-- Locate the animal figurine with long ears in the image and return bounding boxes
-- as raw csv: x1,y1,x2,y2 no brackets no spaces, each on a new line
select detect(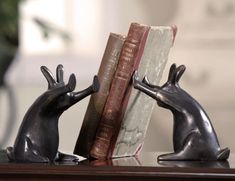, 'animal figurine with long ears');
7,64,99,163
133,63,230,161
